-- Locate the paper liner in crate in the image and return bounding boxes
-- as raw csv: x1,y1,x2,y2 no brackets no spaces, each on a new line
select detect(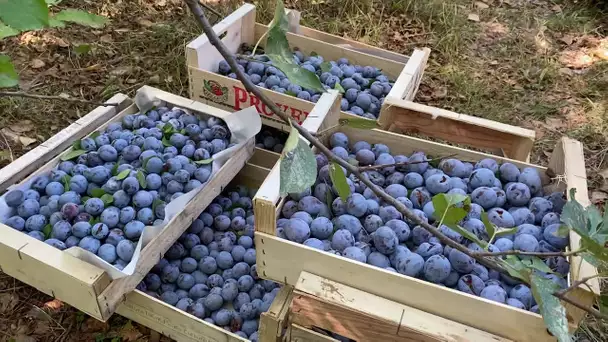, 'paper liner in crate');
0,86,261,280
